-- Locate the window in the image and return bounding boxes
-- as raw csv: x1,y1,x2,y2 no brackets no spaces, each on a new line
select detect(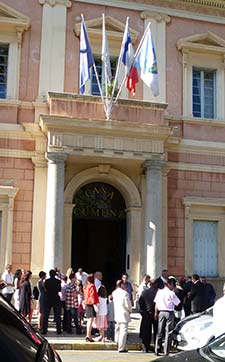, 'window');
177,32,225,121
183,196,225,278
192,68,216,119
193,220,218,276
91,57,118,96
0,44,9,99
0,3,29,101
0,187,18,273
